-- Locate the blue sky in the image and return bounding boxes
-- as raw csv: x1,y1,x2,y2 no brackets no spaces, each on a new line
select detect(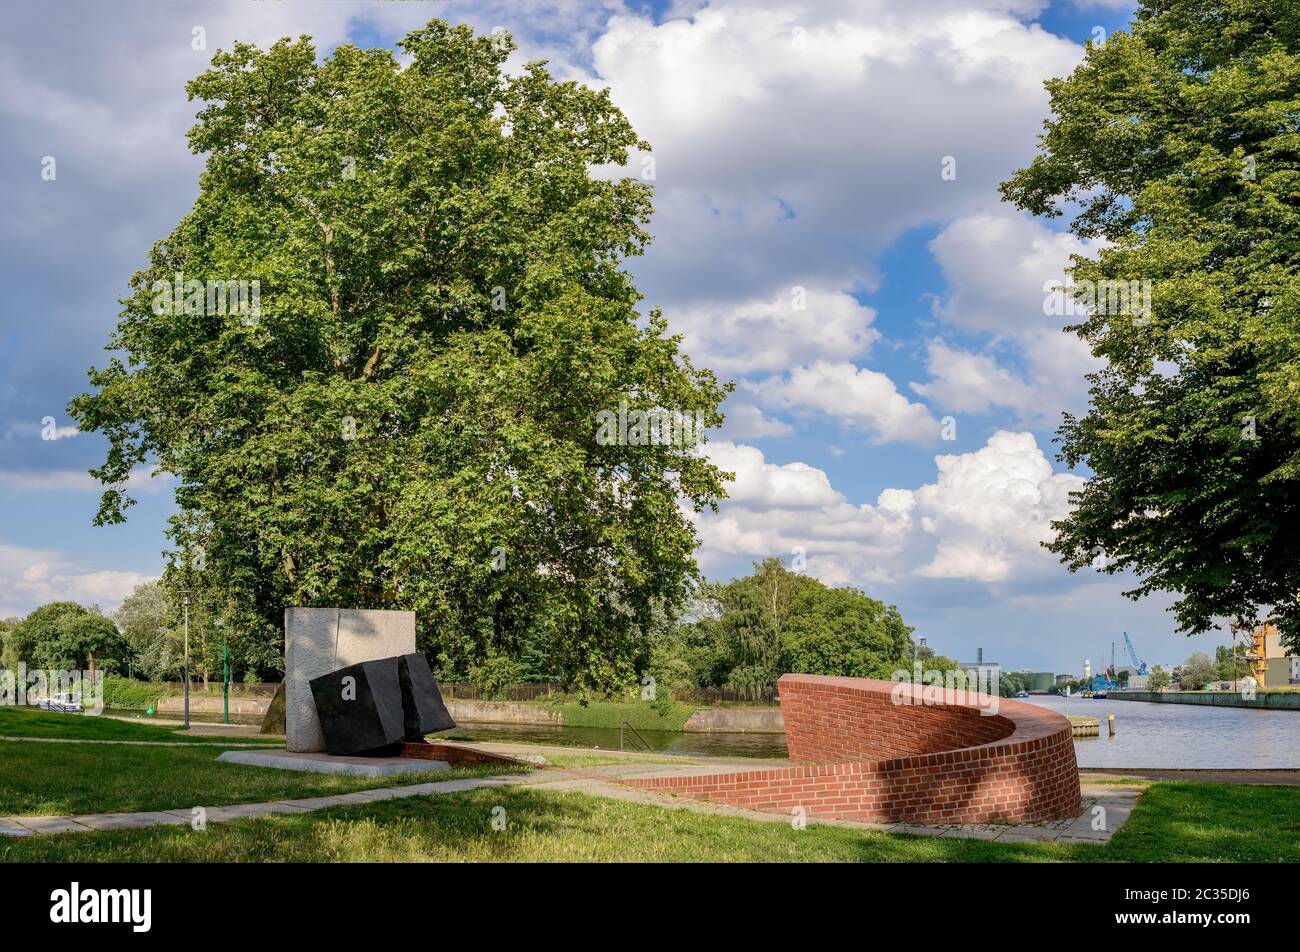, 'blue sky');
0,0,1218,675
